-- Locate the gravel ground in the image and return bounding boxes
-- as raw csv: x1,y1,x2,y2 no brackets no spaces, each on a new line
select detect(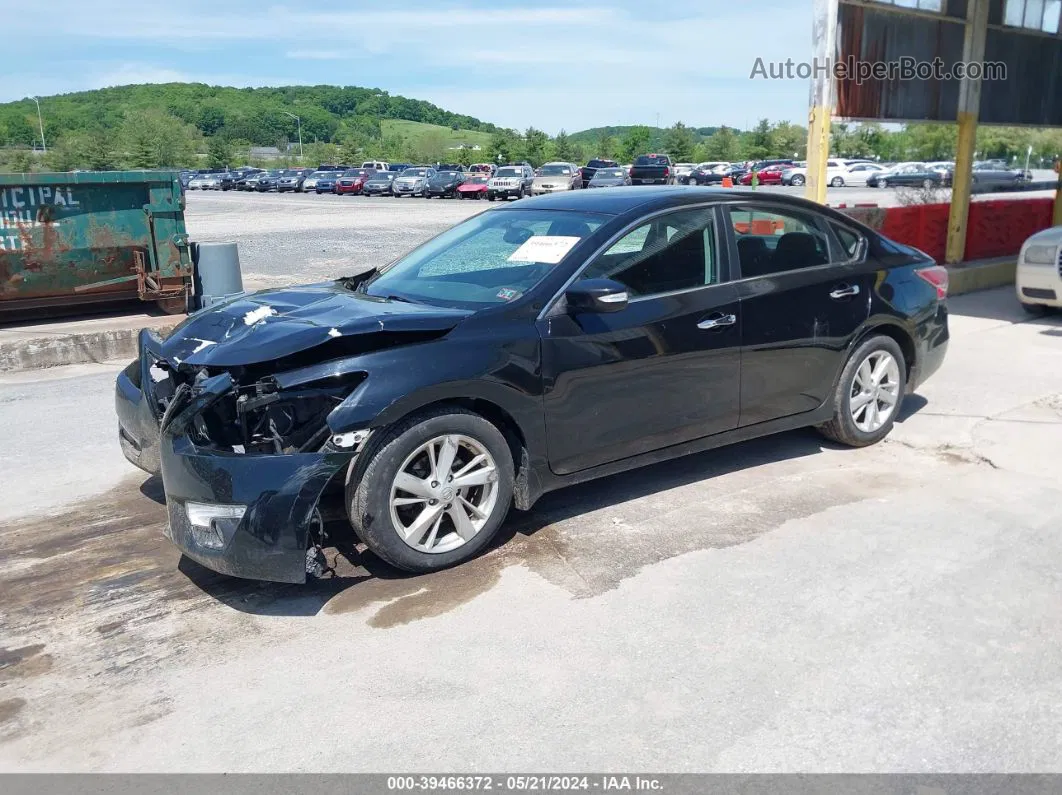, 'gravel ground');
185,176,1060,288
185,192,488,287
